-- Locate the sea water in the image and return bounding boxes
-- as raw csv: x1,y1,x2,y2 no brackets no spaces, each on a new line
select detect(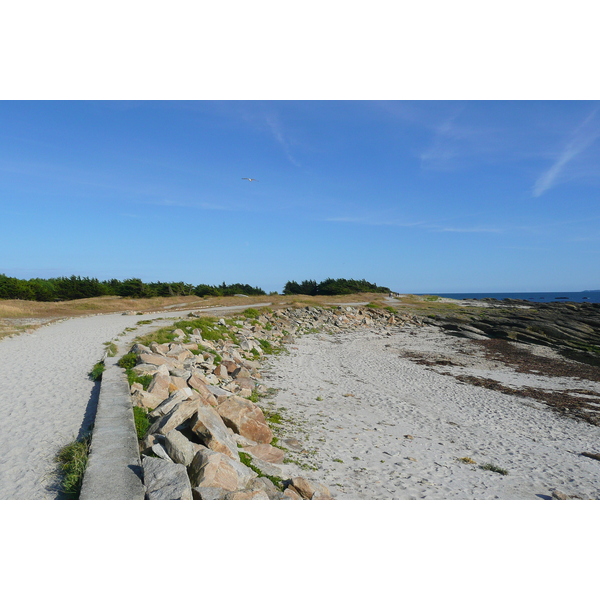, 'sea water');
424,291,600,304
